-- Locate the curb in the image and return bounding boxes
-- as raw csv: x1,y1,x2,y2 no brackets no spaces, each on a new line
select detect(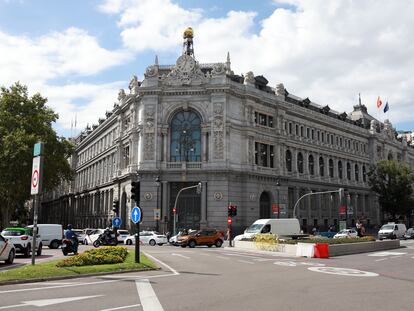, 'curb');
223,246,295,257
0,267,160,287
